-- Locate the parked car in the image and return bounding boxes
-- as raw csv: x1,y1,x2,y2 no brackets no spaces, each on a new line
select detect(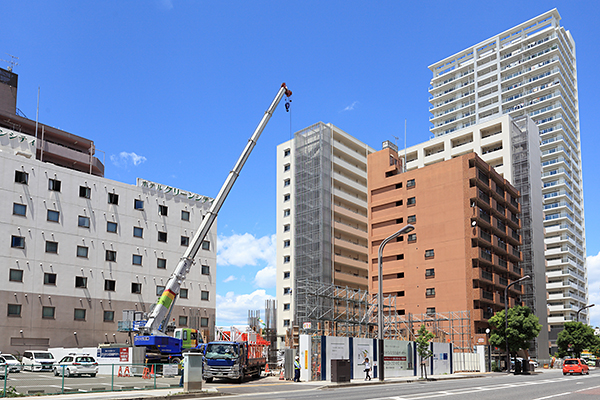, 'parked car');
53,354,98,377
0,356,6,379
22,350,55,372
0,354,22,372
563,358,589,375
510,357,537,370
